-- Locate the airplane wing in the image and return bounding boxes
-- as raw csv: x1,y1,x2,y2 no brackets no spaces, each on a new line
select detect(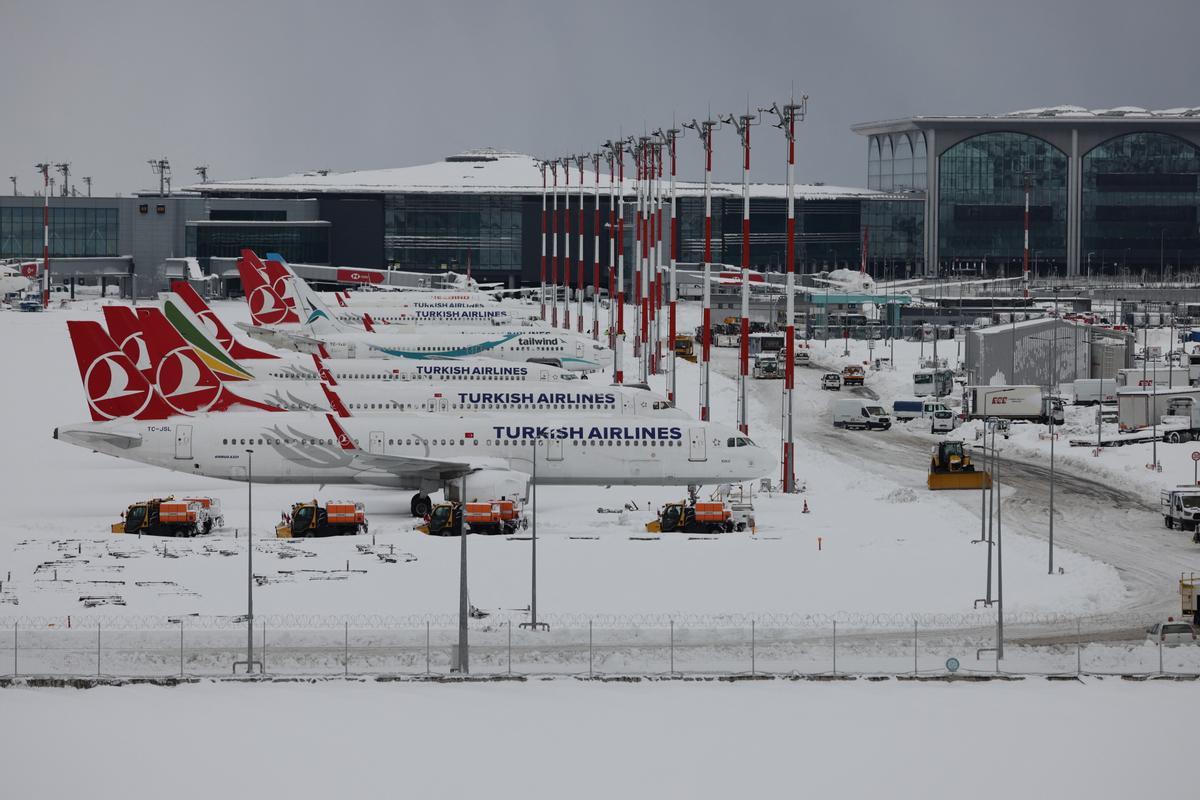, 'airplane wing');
53,427,142,450
325,414,516,482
